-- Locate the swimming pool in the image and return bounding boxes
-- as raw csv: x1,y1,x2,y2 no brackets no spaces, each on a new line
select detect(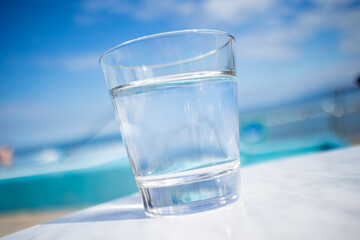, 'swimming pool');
0,132,346,213
0,141,138,212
